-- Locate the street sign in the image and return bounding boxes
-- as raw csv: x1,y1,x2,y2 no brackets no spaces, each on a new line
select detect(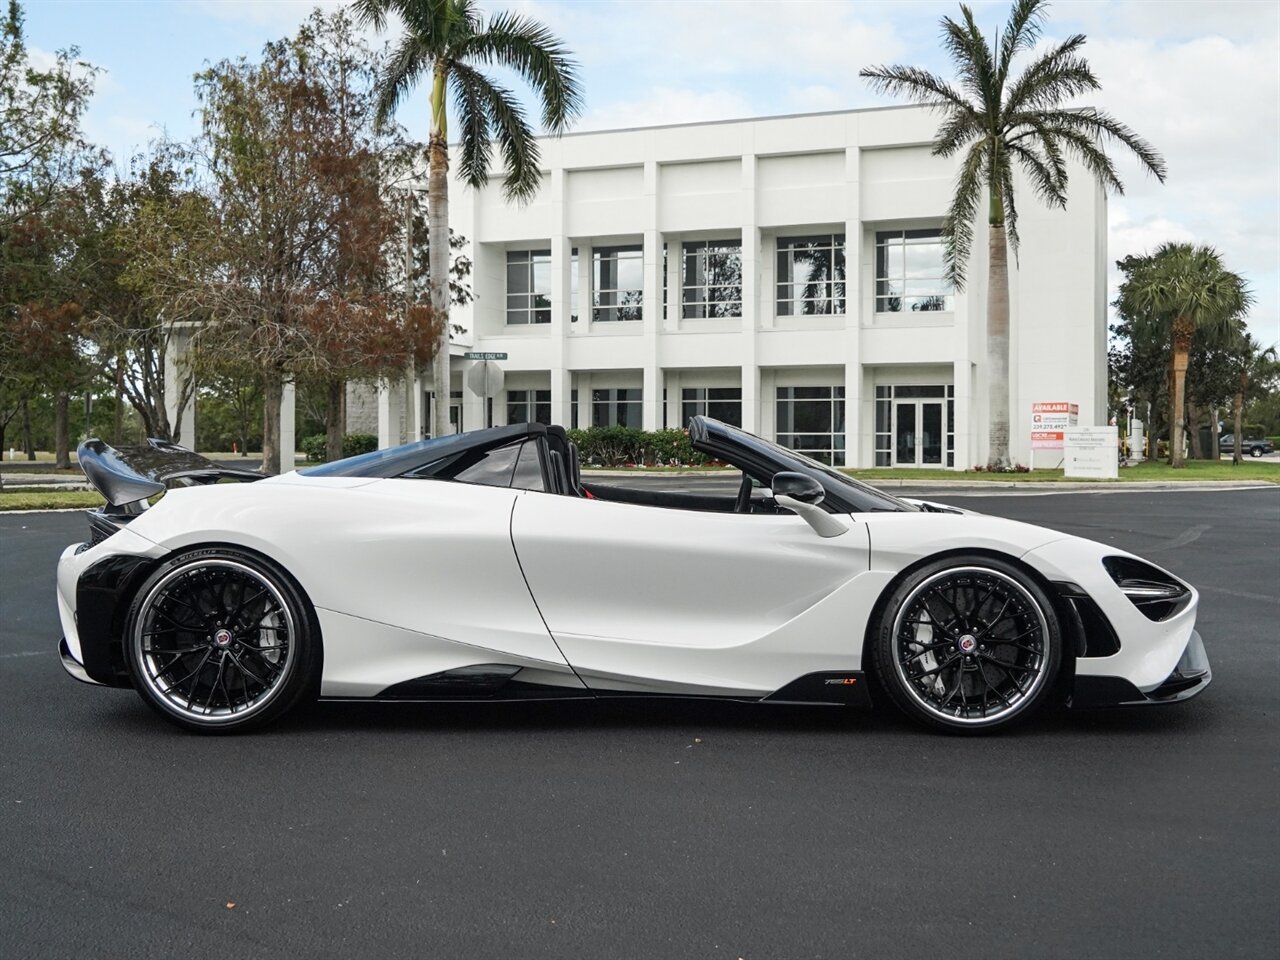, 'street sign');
463,351,508,361
466,361,505,398
1031,401,1079,450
